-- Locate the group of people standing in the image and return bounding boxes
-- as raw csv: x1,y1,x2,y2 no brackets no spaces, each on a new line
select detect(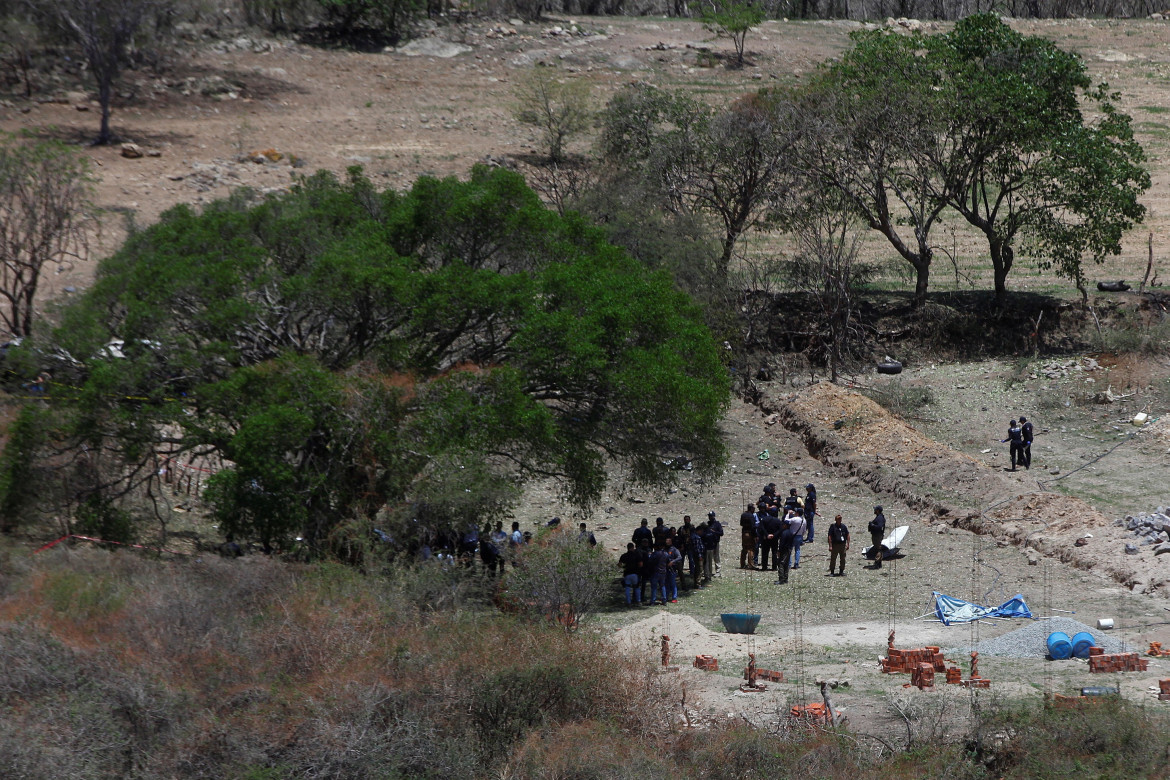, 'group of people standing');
618,513,724,605
738,483,819,584
1002,416,1034,471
